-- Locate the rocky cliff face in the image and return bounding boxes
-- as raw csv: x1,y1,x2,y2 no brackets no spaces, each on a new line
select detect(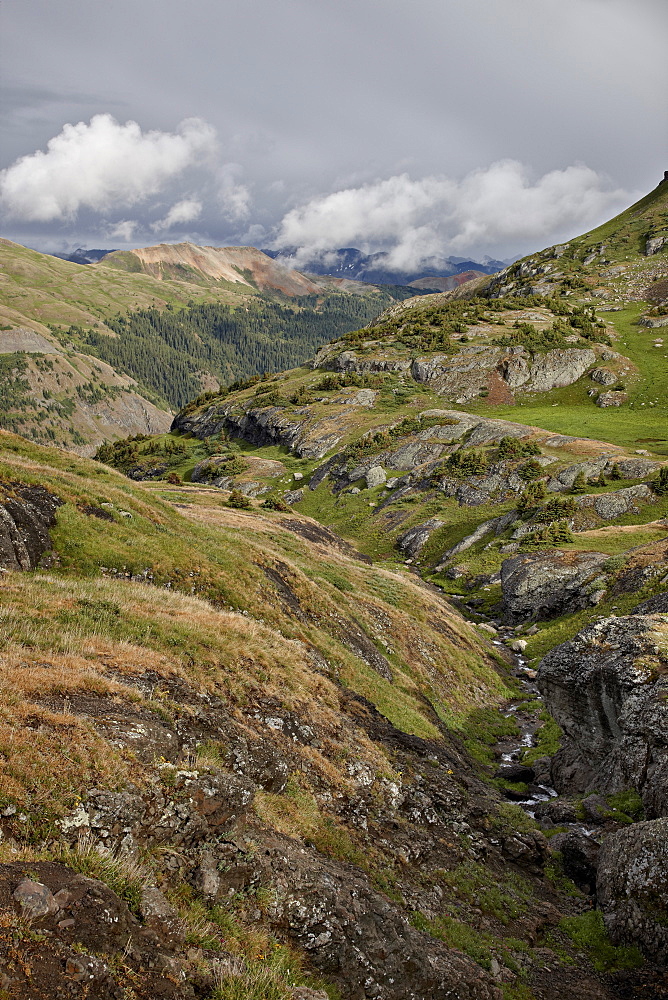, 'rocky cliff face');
537,614,668,815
